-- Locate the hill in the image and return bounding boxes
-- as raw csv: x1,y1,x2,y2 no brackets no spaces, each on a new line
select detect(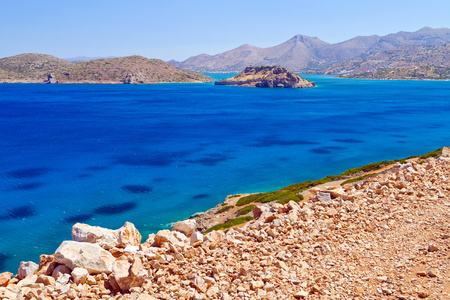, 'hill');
170,27,450,72
0,54,212,84
324,43,450,79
